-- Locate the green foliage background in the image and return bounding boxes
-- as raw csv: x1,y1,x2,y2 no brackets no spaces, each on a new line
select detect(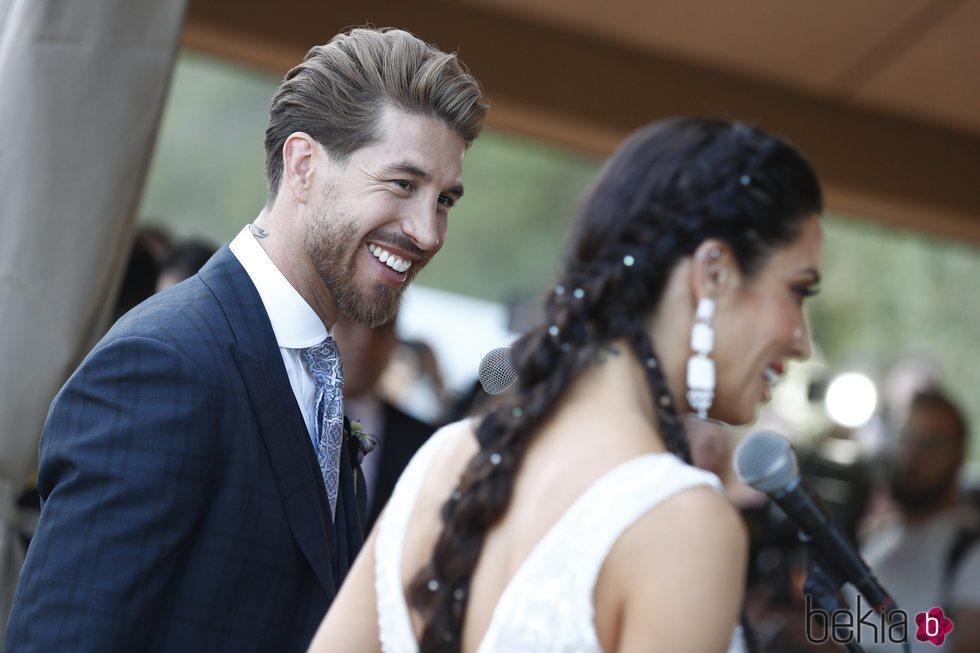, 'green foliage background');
141,52,980,465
